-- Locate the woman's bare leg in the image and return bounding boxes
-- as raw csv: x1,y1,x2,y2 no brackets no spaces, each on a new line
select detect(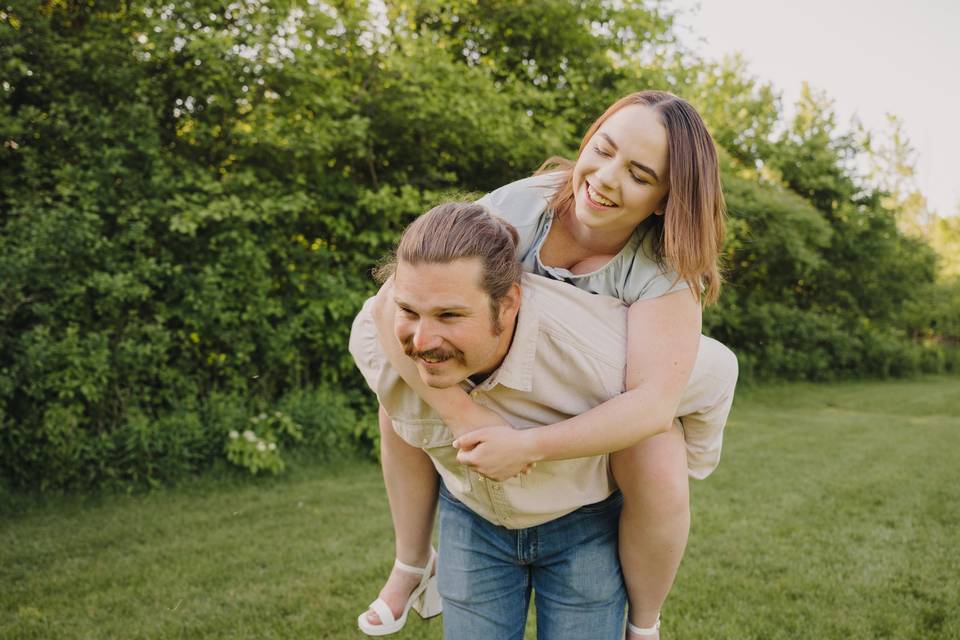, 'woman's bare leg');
363,406,439,625
610,423,690,639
